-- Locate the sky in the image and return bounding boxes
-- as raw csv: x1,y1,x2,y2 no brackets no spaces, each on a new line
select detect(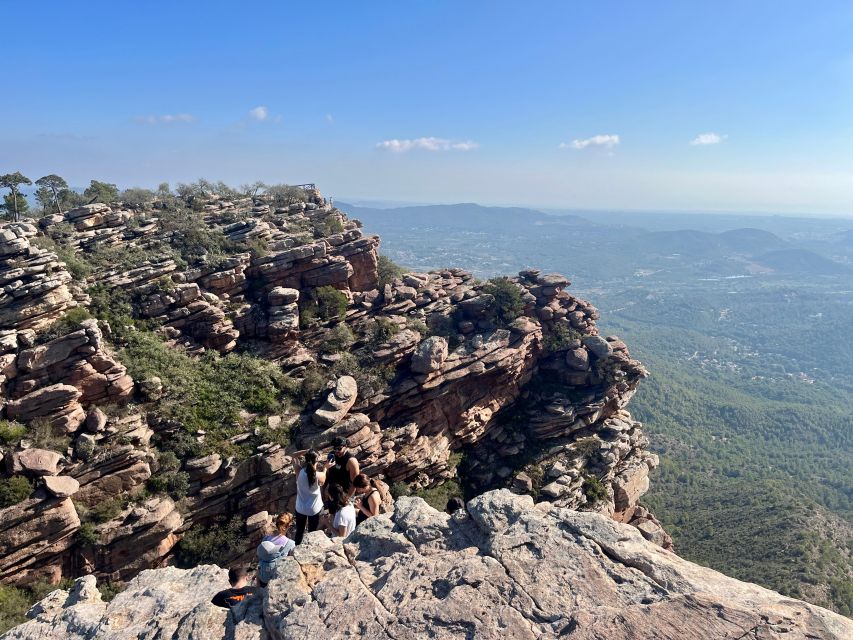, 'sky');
2,1,853,215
